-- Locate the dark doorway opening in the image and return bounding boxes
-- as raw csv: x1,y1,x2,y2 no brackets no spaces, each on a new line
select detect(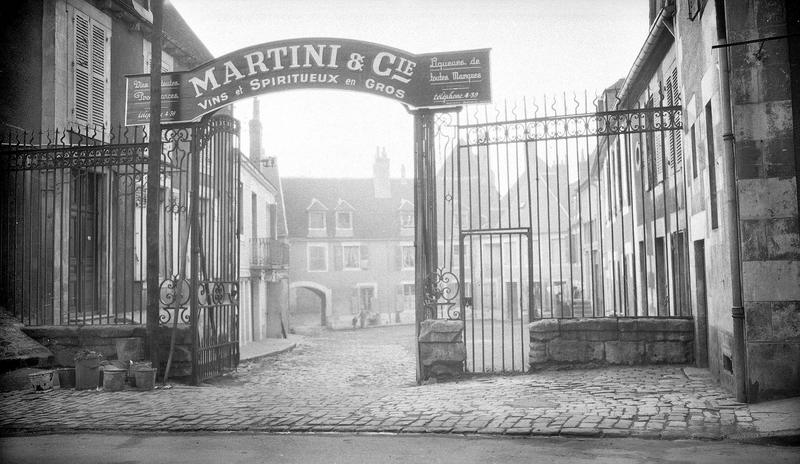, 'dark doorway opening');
291,286,326,329
68,169,100,319
694,239,709,367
